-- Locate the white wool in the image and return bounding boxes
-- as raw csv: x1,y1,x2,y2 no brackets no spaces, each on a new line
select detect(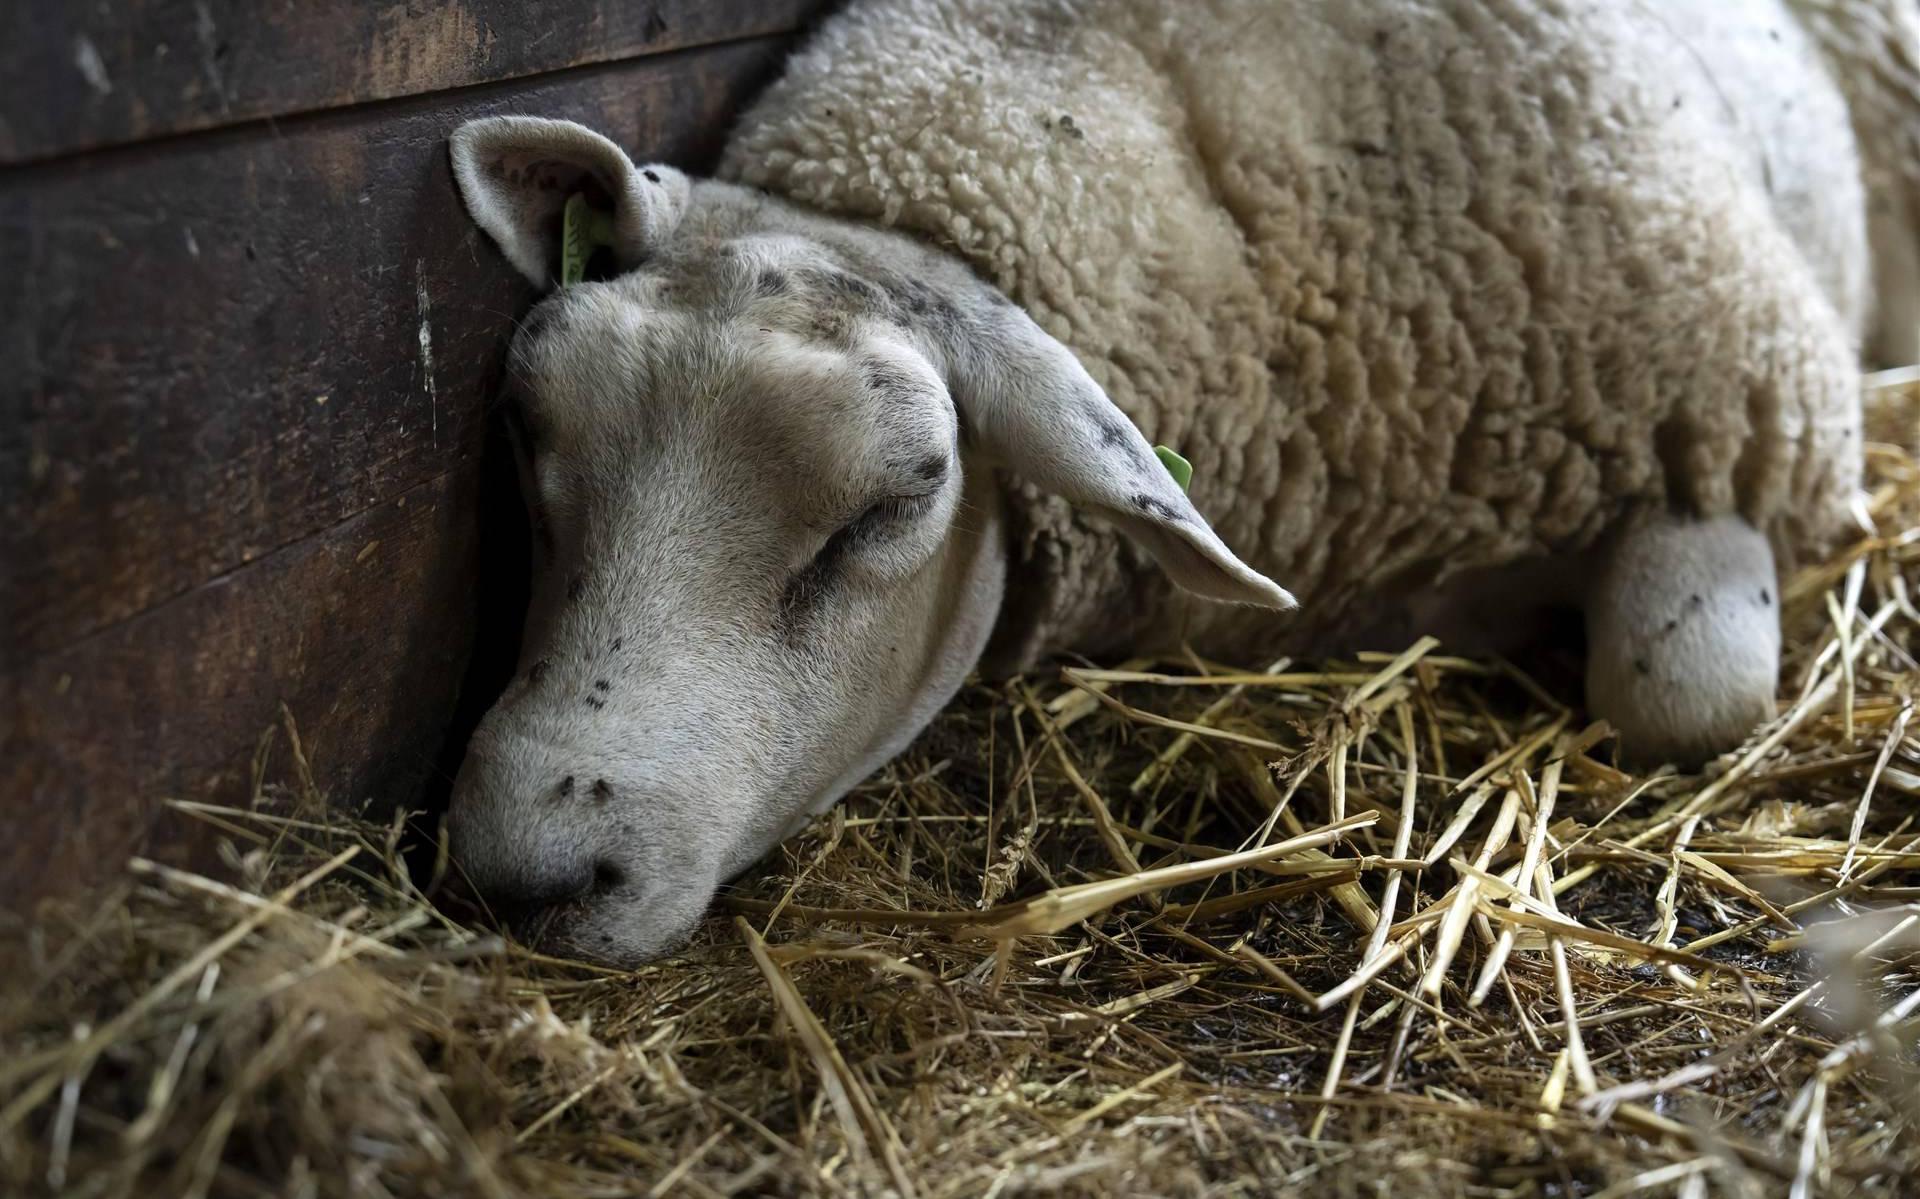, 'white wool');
720,0,1908,665
442,0,1920,961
